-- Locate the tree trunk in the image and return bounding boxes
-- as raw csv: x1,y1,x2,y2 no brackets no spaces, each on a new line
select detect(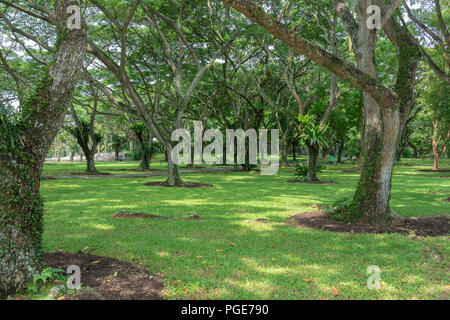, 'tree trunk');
306,143,319,181
0,1,87,297
0,153,43,298
281,137,288,167
139,146,152,170
433,156,439,171
345,3,401,225
347,97,400,225
357,106,365,172
430,119,450,171
186,144,195,169
409,141,418,158
85,149,98,173
337,142,344,163
292,139,297,161
136,131,153,170
166,145,184,186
